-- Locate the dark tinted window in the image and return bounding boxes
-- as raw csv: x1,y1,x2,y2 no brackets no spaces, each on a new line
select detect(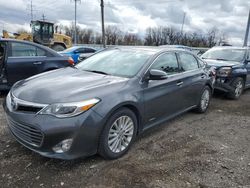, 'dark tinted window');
85,48,96,53
151,53,179,75
11,43,36,57
76,48,85,53
11,42,46,57
179,53,199,71
75,48,95,53
37,48,47,56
